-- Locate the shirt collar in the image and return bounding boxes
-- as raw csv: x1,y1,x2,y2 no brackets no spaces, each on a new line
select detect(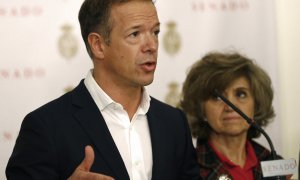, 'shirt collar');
138,87,151,115
84,69,151,114
84,69,113,110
